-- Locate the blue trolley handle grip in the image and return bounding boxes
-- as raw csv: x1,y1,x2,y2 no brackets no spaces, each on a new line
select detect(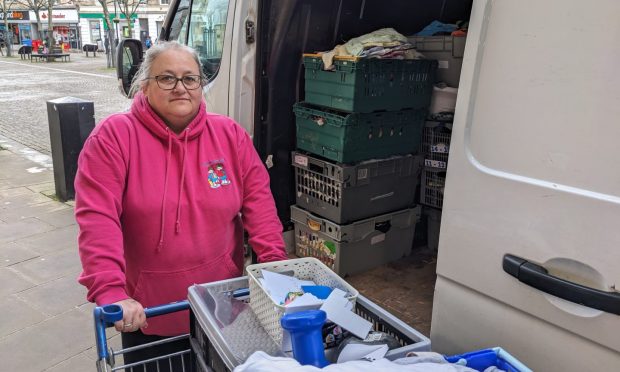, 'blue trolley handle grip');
94,300,190,362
